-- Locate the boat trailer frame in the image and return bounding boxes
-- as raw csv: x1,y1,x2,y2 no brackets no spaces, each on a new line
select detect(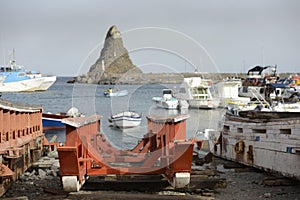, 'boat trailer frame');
57,114,195,191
